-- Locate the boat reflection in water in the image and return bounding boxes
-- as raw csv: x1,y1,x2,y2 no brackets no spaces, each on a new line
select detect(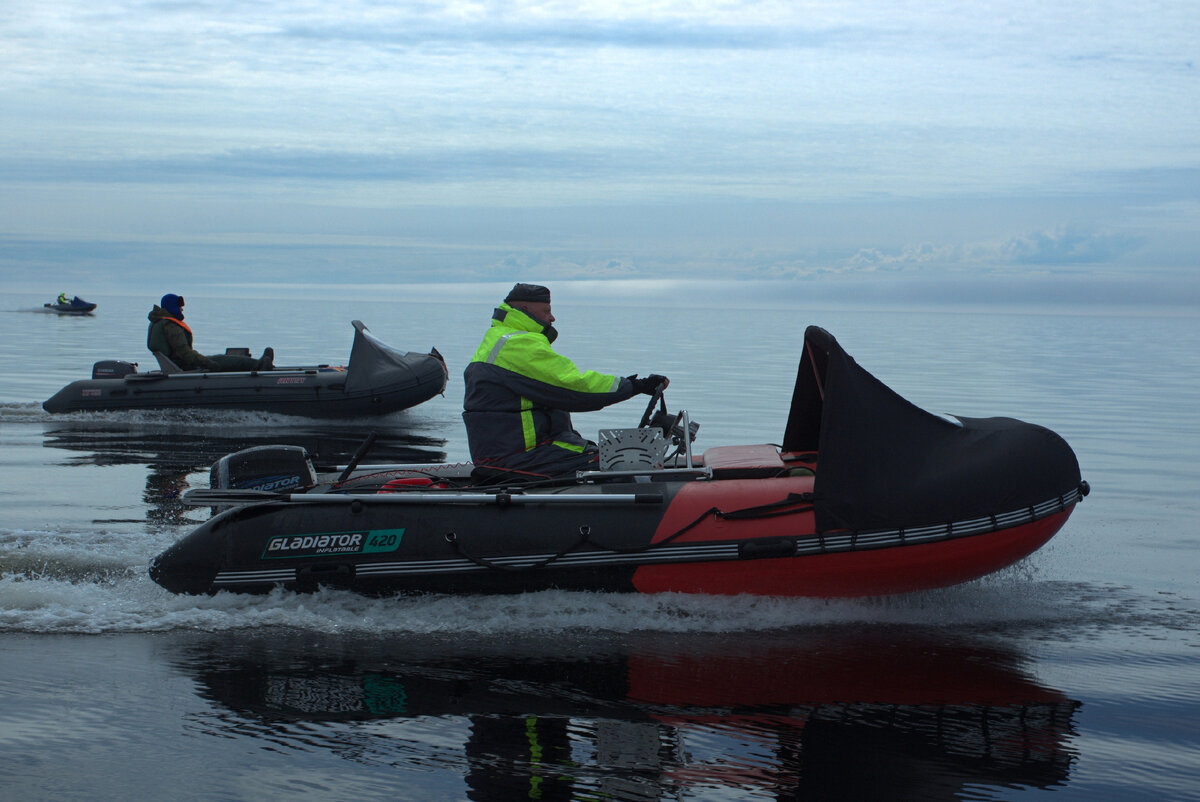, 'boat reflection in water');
173,626,1079,800
39,418,447,526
